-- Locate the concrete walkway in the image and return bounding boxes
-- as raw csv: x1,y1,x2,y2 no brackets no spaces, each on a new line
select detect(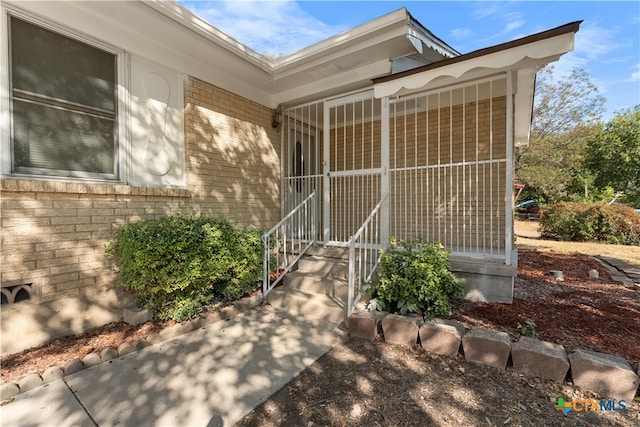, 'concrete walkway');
0,305,344,426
